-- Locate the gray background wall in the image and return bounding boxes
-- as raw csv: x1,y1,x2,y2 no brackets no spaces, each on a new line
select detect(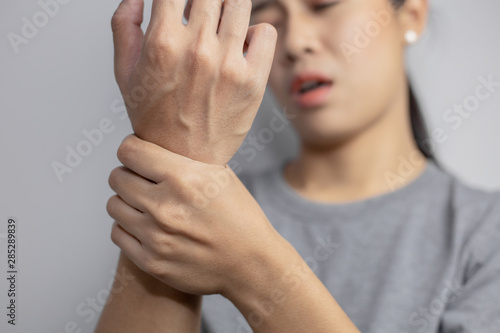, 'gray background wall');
1,0,499,332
